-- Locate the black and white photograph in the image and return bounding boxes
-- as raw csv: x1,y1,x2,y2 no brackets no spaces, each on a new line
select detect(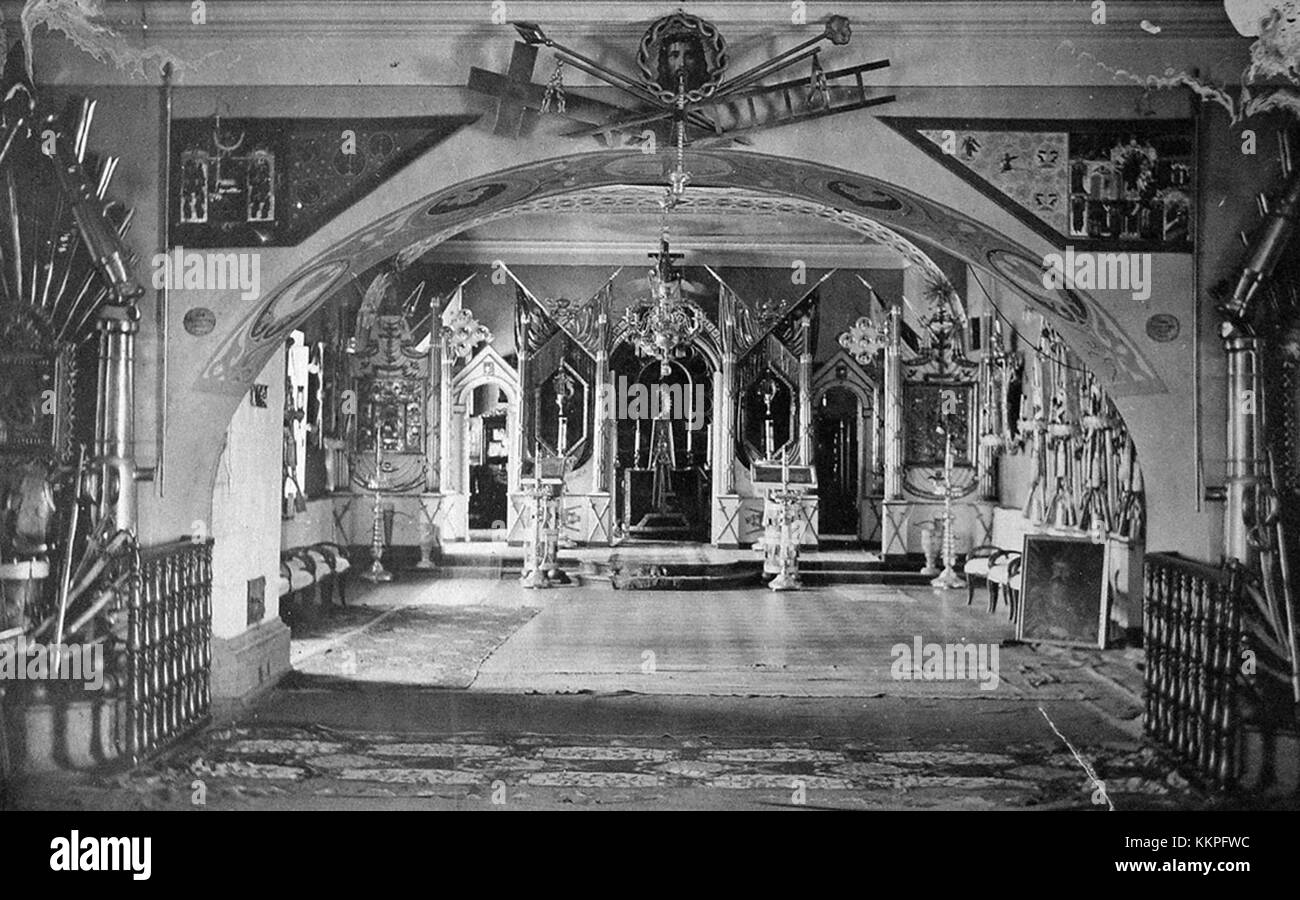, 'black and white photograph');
0,0,1296,878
